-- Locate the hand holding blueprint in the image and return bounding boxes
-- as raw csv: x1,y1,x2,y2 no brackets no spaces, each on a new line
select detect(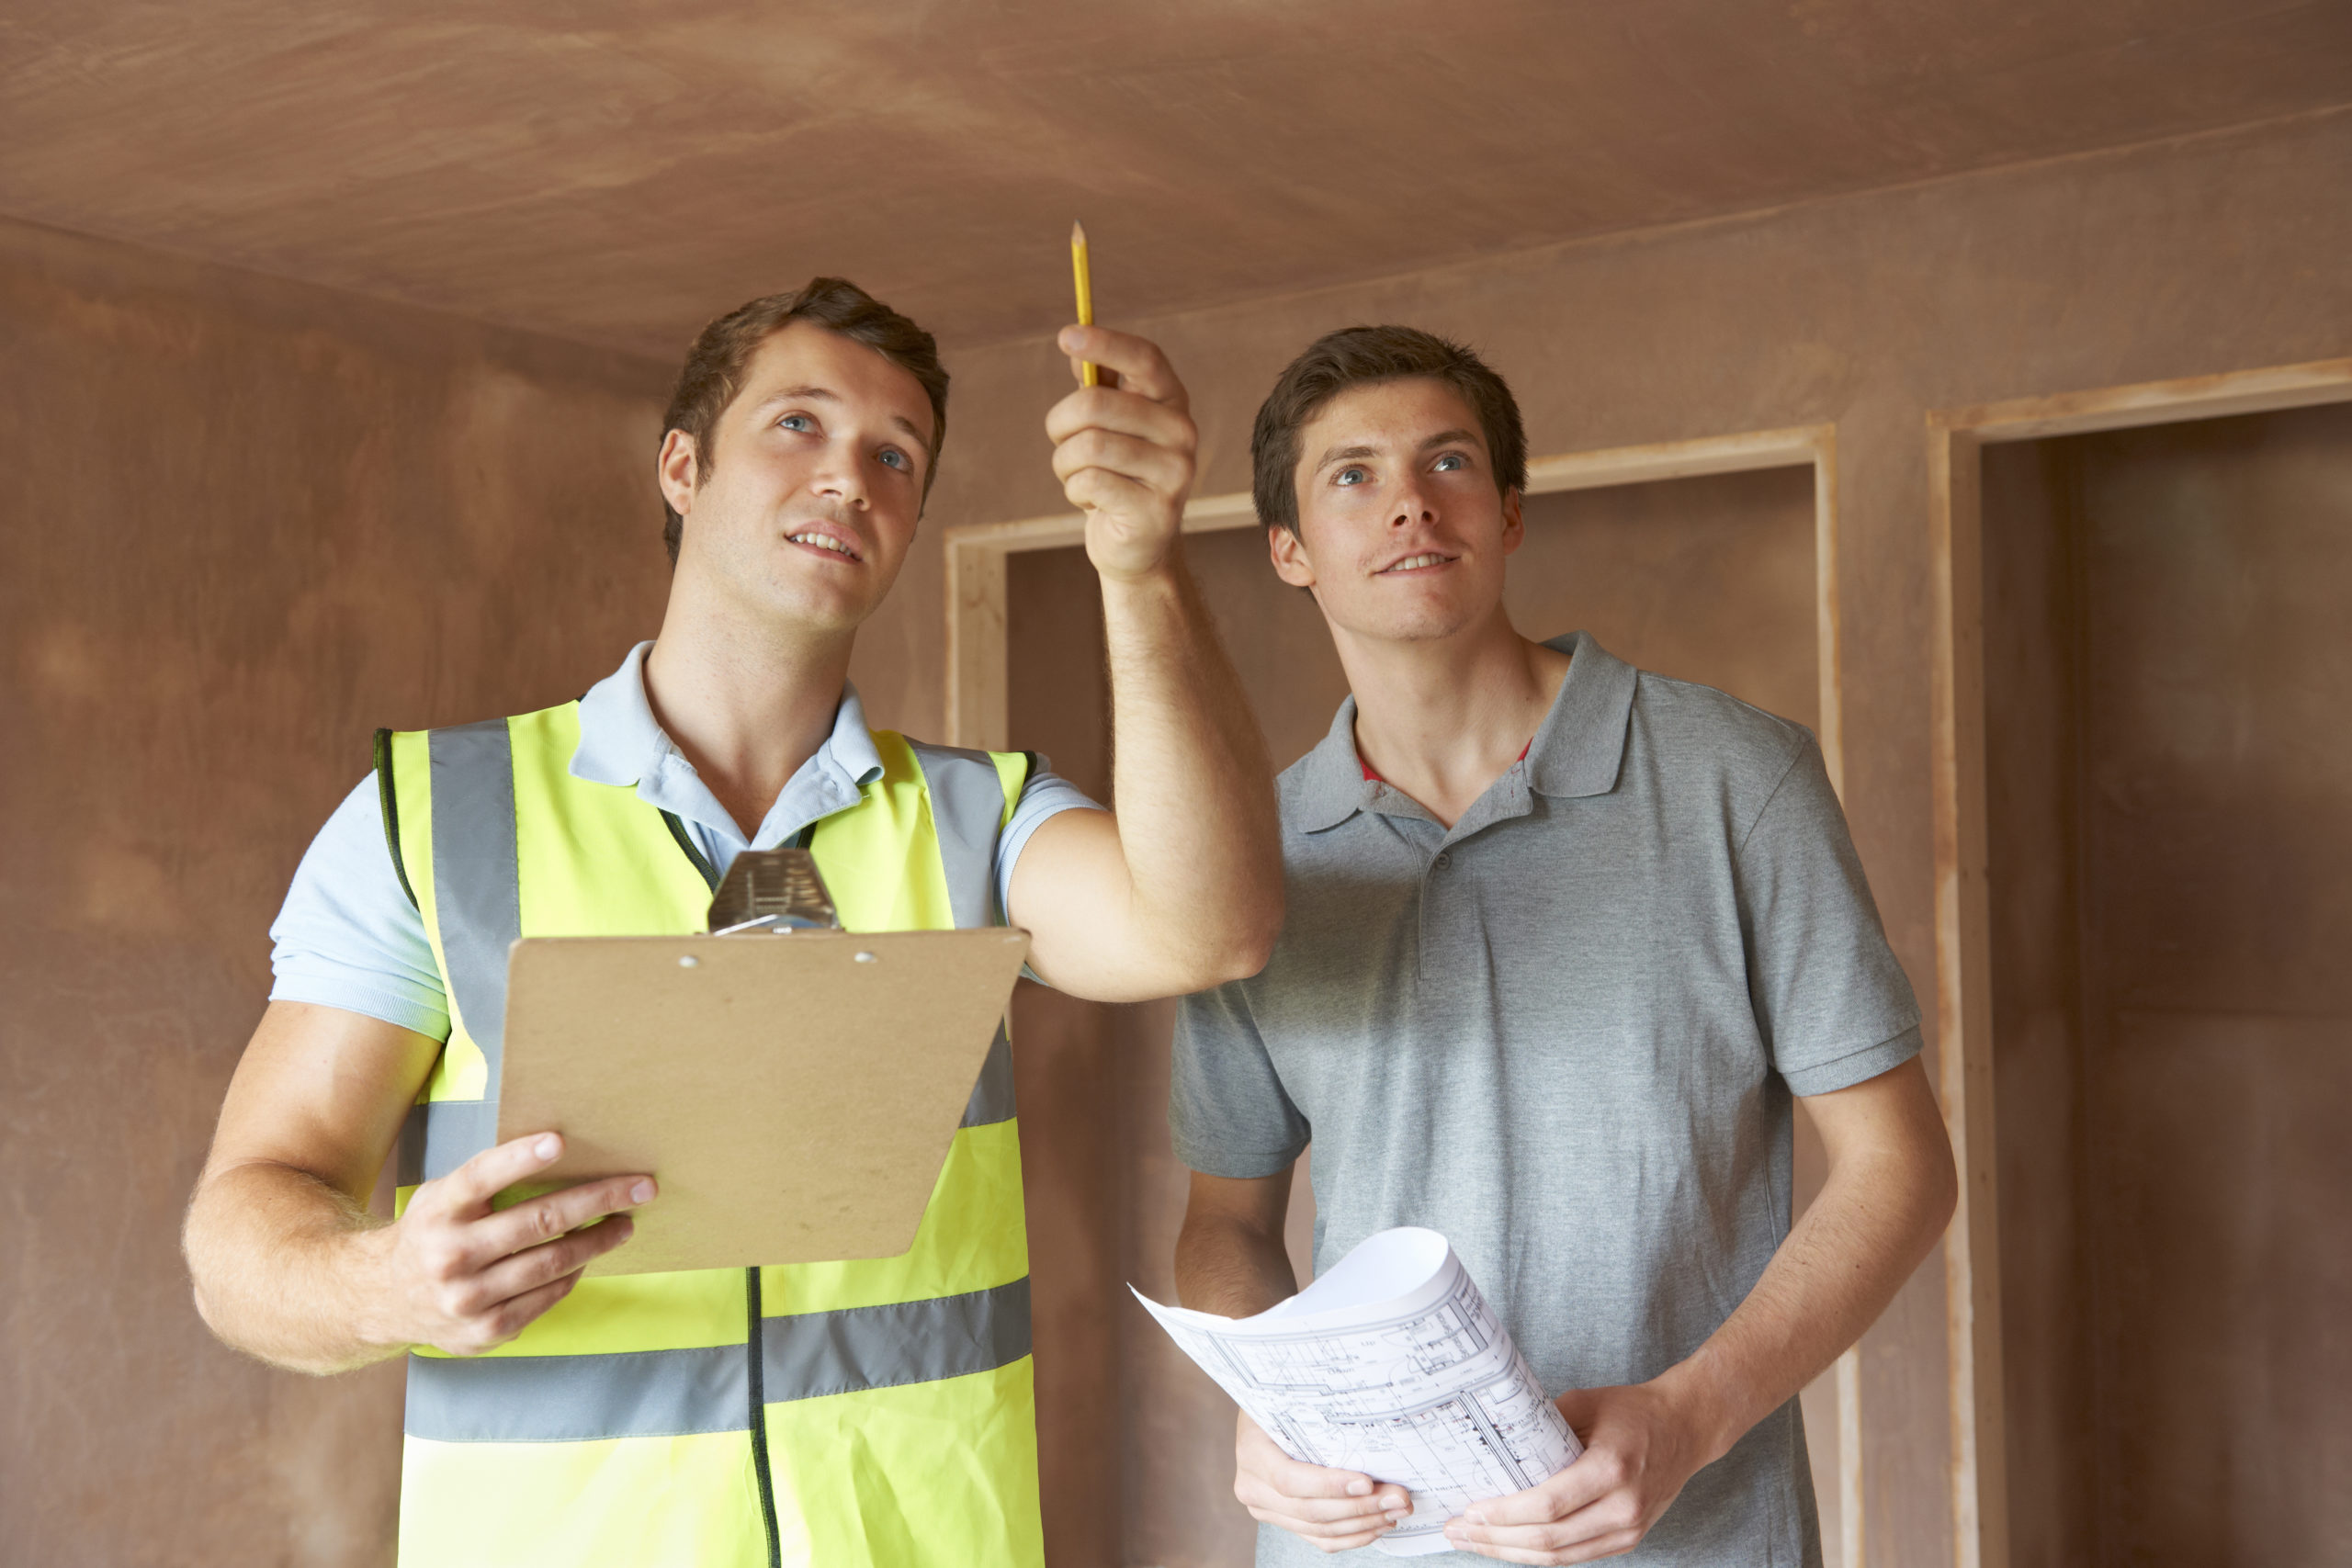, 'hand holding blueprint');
1134,1227,1581,1555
